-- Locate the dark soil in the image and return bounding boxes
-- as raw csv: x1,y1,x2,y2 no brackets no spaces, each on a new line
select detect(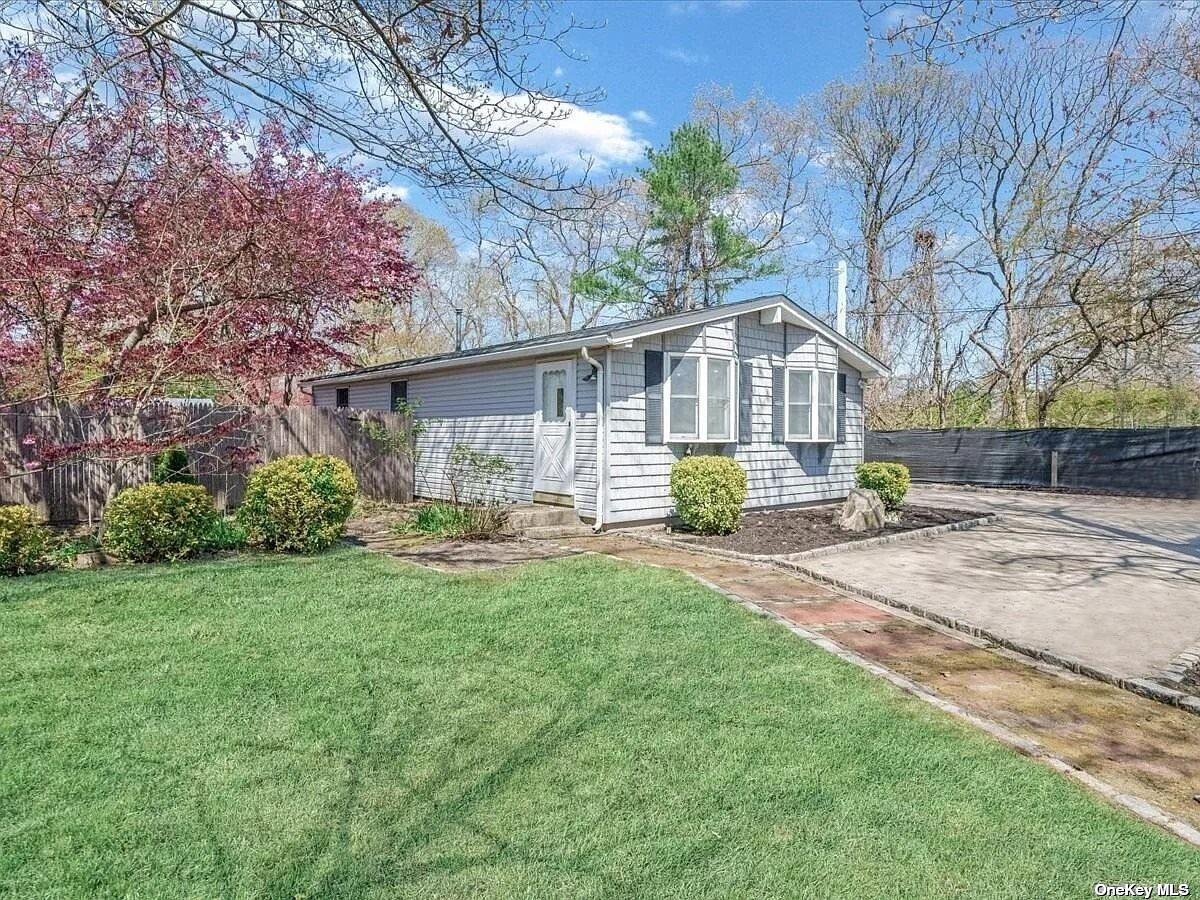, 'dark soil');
675,504,987,556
